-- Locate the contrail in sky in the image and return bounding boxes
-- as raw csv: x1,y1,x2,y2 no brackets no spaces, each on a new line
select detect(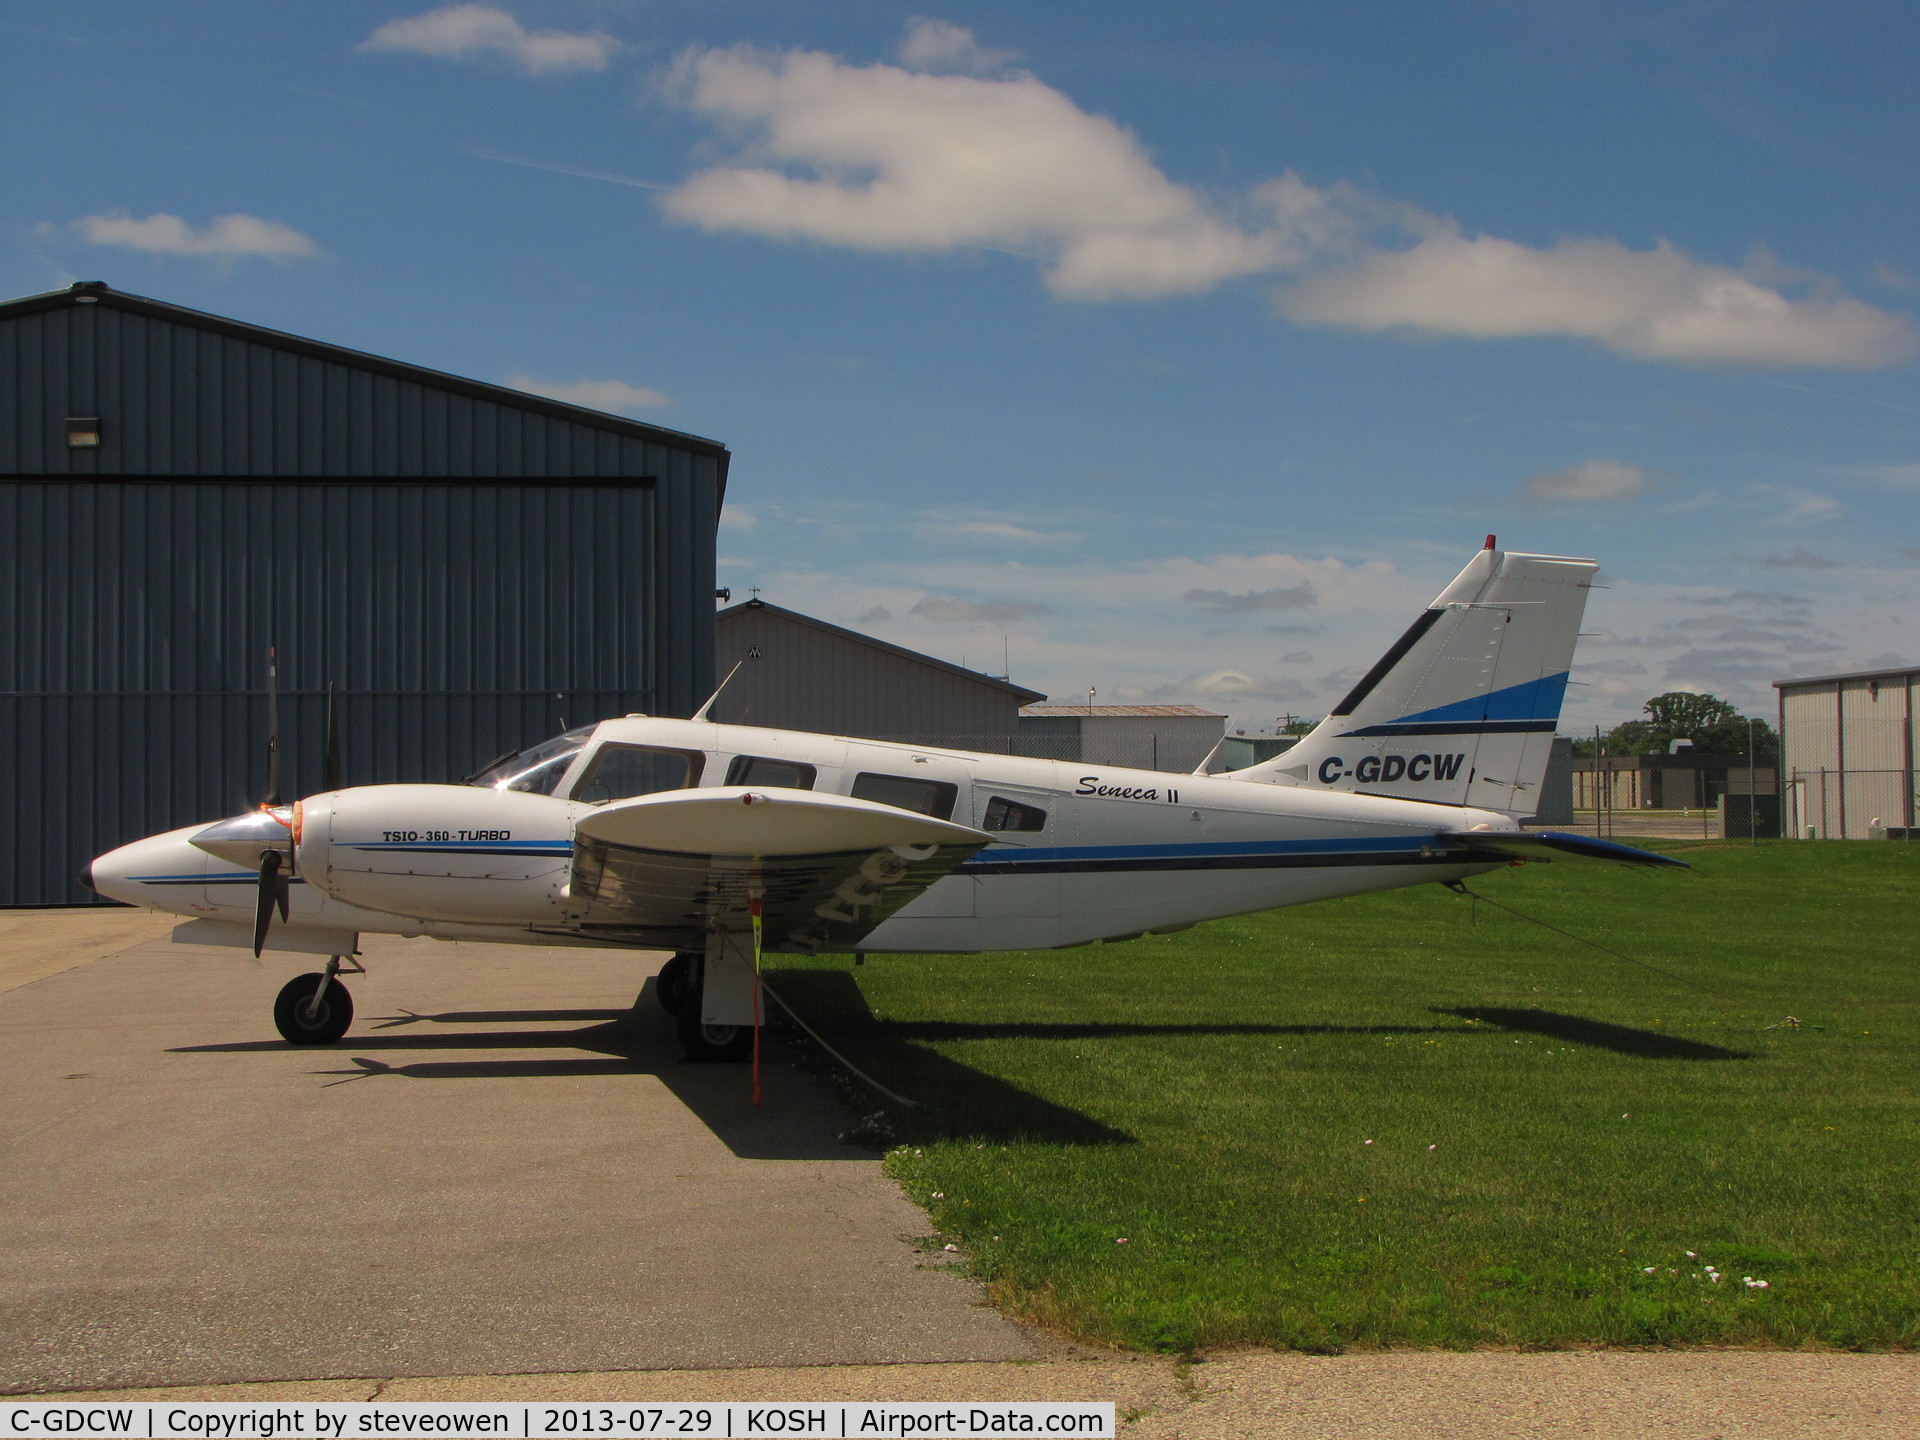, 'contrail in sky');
464,148,673,191
1760,378,1920,418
